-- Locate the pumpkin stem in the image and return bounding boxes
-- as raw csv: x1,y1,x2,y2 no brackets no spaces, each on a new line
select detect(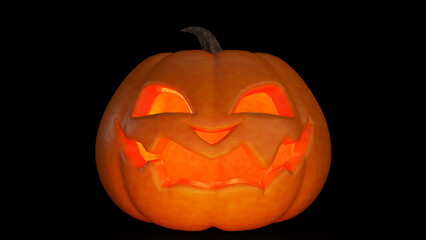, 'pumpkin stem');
181,26,222,54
